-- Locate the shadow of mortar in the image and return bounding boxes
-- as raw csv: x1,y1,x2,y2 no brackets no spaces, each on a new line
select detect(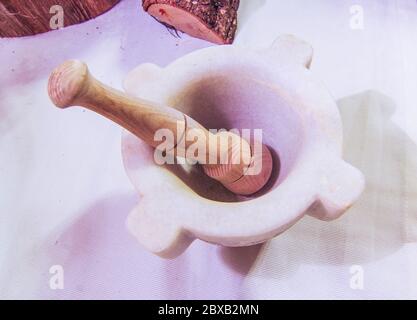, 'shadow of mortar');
39,192,246,299
219,90,417,278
